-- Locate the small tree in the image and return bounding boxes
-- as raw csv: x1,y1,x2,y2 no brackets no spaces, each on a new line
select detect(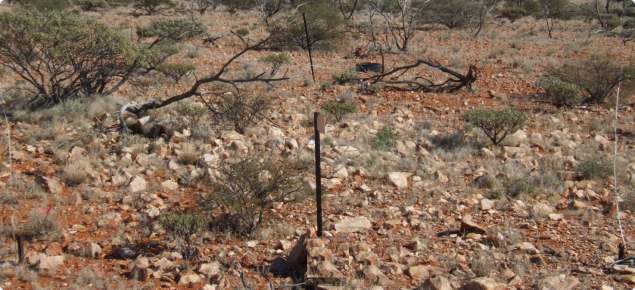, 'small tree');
422,0,479,29
186,0,219,15
176,103,208,124
210,93,271,134
0,11,155,107
270,1,344,50
157,63,195,83
159,212,209,264
199,154,307,236
367,0,425,51
549,53,635,104
321,101,358,122
14,0,70,11
538,0,569,38
461,108,528,145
